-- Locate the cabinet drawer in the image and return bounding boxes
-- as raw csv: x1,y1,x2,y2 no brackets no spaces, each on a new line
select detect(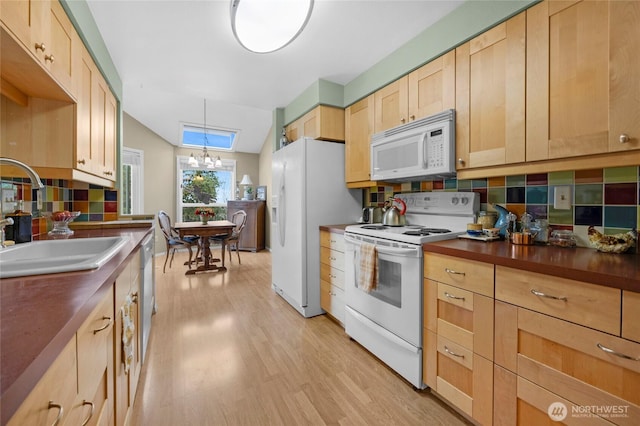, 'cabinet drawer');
425,279,494,360
320,246,344,271
77,288,114,396
320,262,345,289
8,336,78,426
424,331,493,425
622,291,640,343
320,230,345,252
495,301,640,424
320,279,345,324
424,253,494,297
495,266,621,335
